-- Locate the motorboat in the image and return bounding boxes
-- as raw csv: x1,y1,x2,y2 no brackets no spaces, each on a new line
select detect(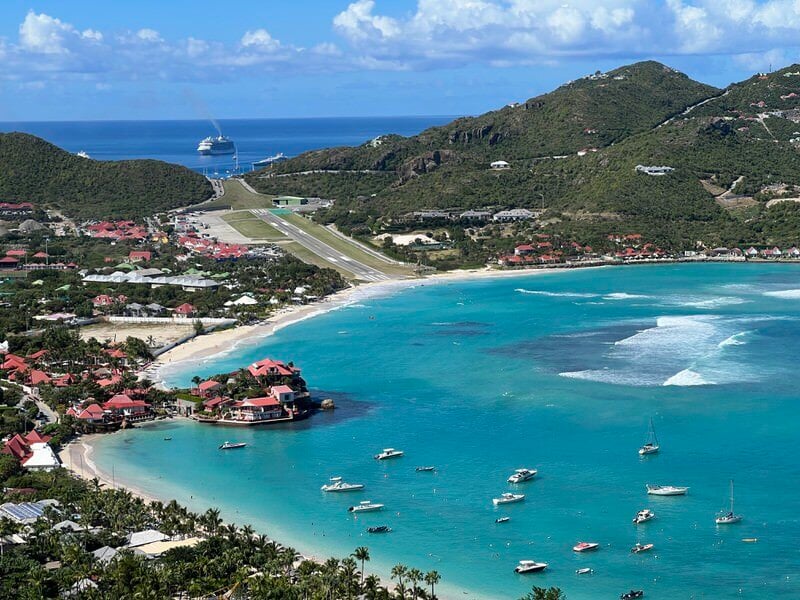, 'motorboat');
252,152,288,168
495,517,511,524
493,493,525,506
348,501,384,513
515,560,548,574
163,437,172,441
321,477,365,492
508,468,538,484
639,417,659,455
631,542,654,553
219,441,246,450
715,479,743,524
646,484,688,496
620,591,644,599
367,525,391,534
742,538,758,543
415,466,436,472
576,568,593,575
374,448,404,460
632,509,655,524
573,542,599,553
